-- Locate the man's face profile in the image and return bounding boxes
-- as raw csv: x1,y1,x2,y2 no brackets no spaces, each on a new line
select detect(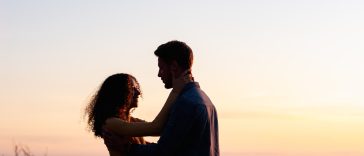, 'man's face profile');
158,58,173,89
